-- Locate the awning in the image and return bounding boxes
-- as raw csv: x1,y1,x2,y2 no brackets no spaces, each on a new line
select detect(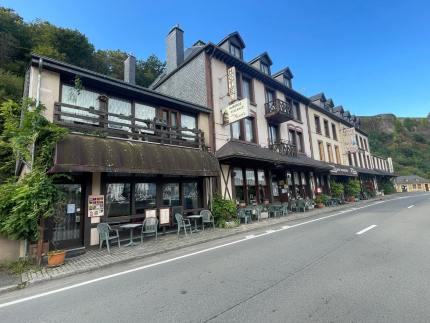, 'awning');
374,169,398,177
354,167,379,176
324,163,358,177
215,141,332,171
48,134,220,177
